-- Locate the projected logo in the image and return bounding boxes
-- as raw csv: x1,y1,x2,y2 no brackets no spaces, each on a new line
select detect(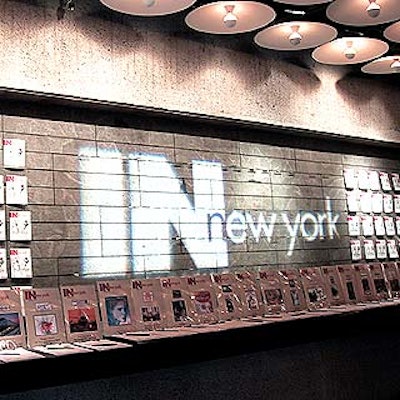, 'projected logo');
79,148,340,276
